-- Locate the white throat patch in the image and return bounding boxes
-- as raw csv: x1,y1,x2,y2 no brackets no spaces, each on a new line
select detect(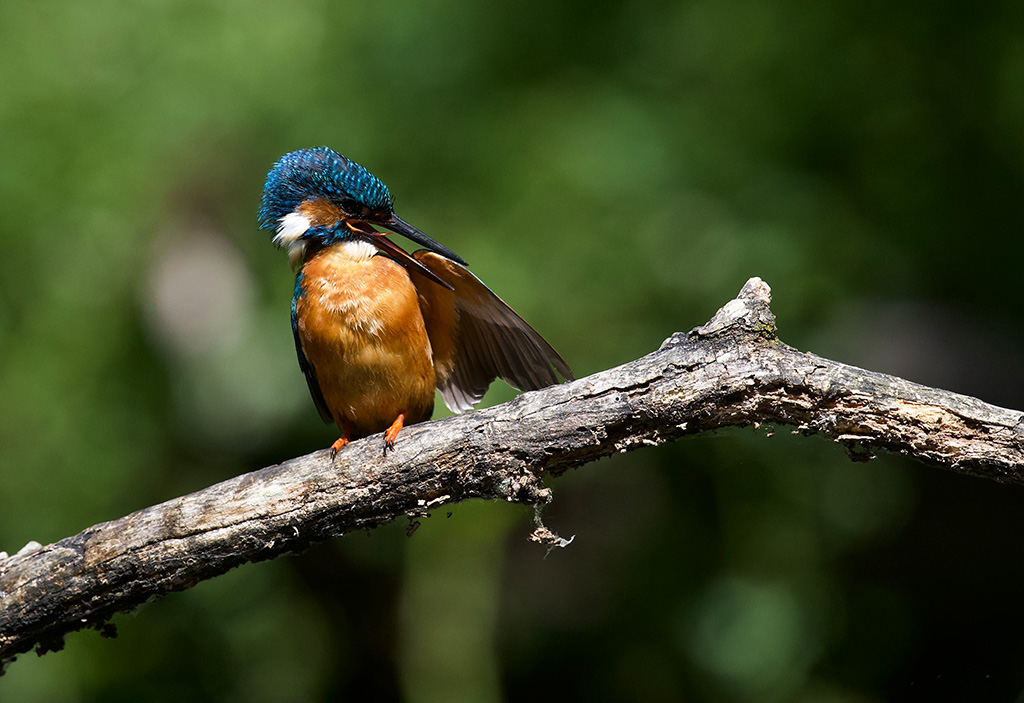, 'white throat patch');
338,239,379,261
